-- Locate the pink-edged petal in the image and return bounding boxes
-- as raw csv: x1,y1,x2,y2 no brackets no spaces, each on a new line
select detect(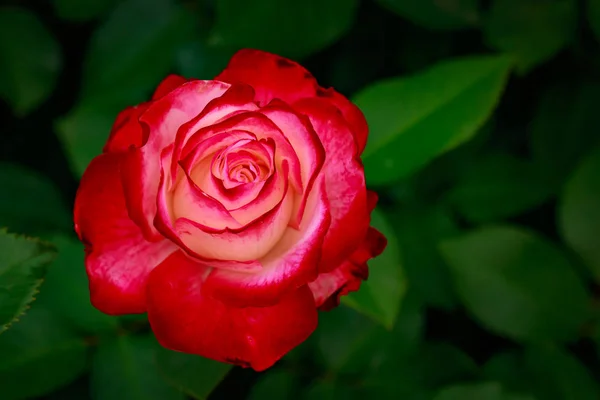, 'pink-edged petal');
174,177,294,261
147,250,318,371
215,49,318,106
74,153,176,315
152,74,189,100
122,80,231,241
294,97,369,272
204,179,331,307
103,104,148,154
309,227,387,310
316,87,369,154
261,102,325,226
